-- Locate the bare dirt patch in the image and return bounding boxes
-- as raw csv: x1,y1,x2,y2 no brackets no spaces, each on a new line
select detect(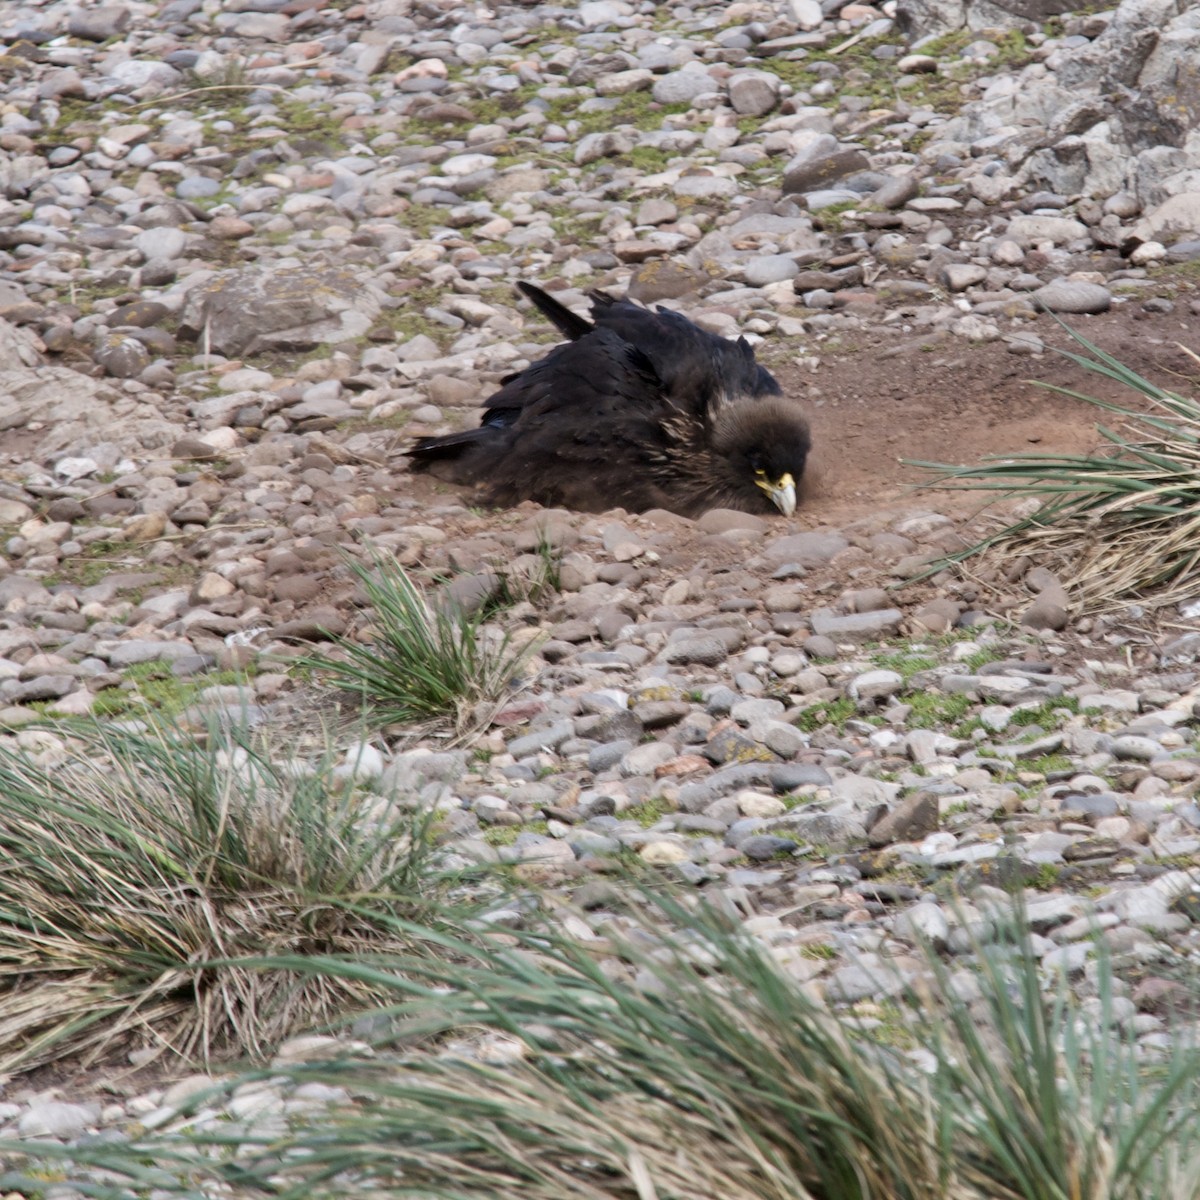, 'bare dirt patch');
784,308,1200,527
